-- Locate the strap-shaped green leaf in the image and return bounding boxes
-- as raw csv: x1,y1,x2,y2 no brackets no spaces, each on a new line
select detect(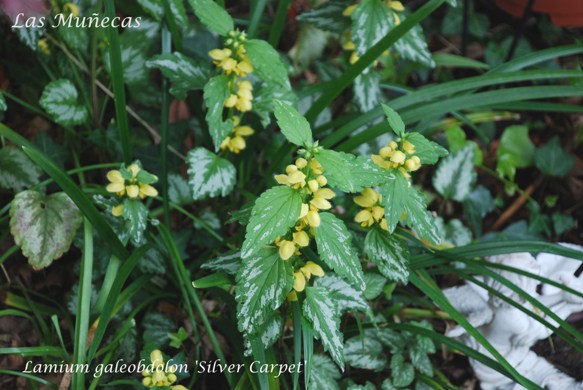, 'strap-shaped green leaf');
315,212,365,290
273,100,313,146
189,0,234,36
236,248,293,334
186,147,236,200
241,186,302,258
